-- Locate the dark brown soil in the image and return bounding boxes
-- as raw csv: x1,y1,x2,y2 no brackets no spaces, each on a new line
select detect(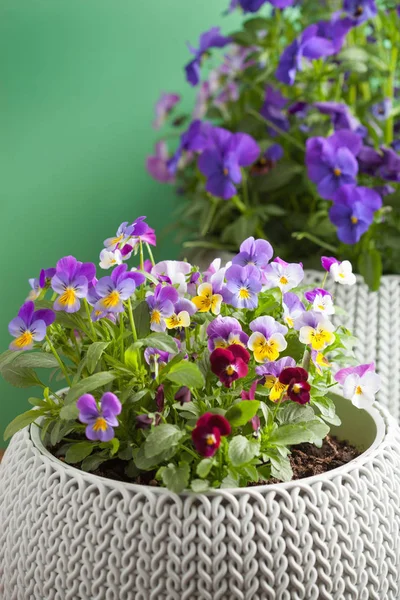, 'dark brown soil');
53,434,359,487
